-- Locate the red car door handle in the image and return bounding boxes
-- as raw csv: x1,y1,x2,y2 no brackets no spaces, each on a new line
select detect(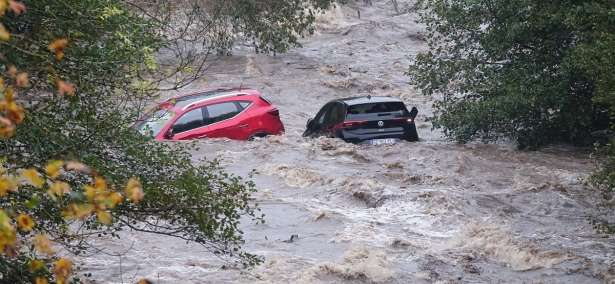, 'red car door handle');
197,134,208,138
238,124,248,128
